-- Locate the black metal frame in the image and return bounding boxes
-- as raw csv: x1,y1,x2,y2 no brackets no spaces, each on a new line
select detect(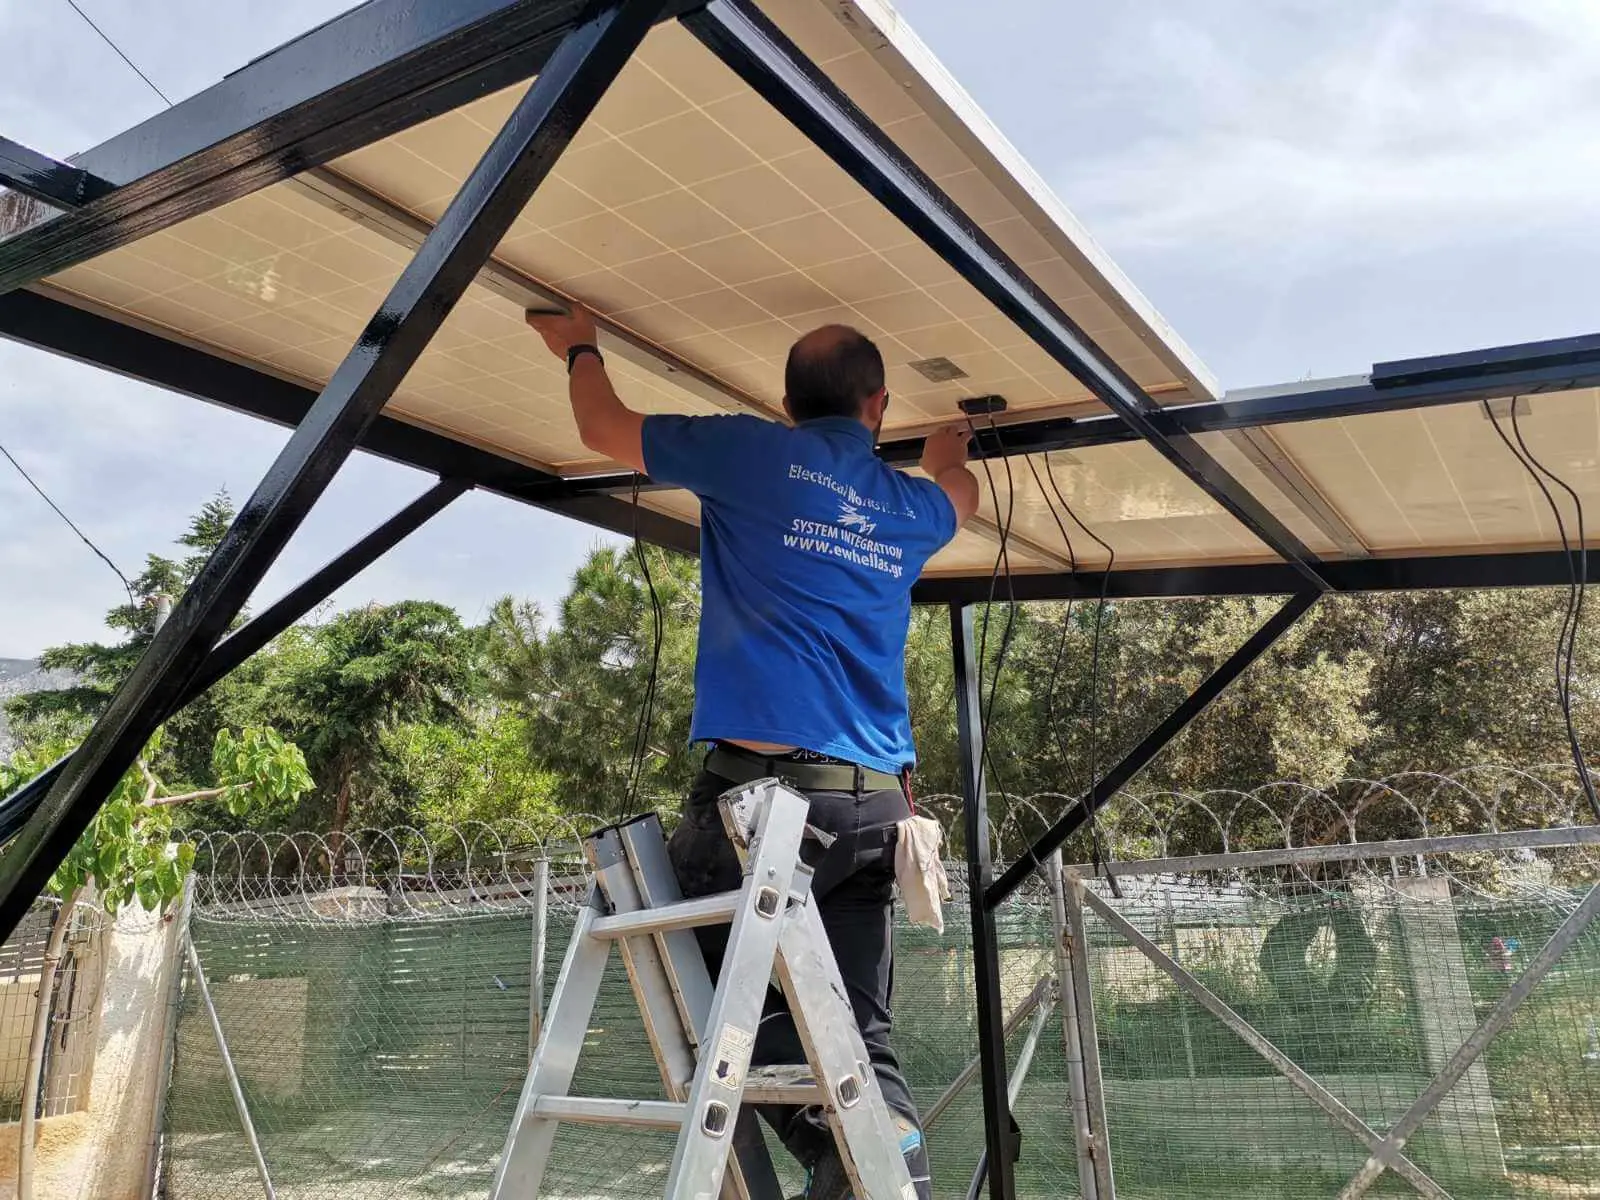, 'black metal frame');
950,603,1020,1196
0,136,114,211
1,2,1597,1196
986,591,1321,906
0,0,673,936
